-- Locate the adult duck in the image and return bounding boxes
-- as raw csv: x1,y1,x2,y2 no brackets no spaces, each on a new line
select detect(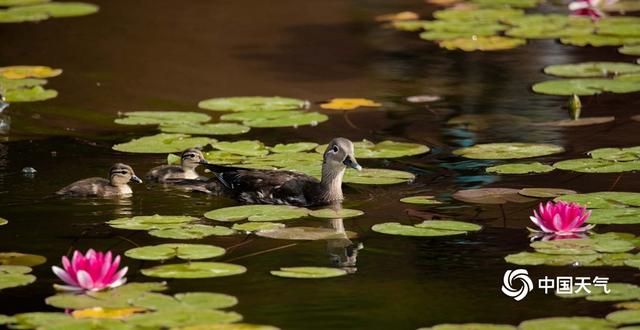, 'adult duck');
200,137,361,206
